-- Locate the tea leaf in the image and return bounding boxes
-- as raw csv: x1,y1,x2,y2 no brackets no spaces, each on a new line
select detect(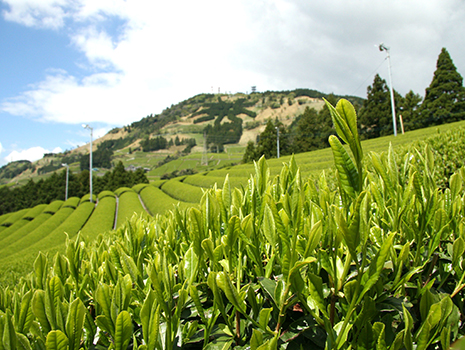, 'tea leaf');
329,135,358,197
114,311,133,350
45,330,68,350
